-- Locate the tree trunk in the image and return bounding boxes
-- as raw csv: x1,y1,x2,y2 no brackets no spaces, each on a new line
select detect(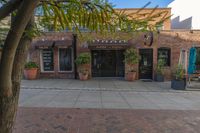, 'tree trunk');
0,16,34,133
0,0,39,132
0,0,39,97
